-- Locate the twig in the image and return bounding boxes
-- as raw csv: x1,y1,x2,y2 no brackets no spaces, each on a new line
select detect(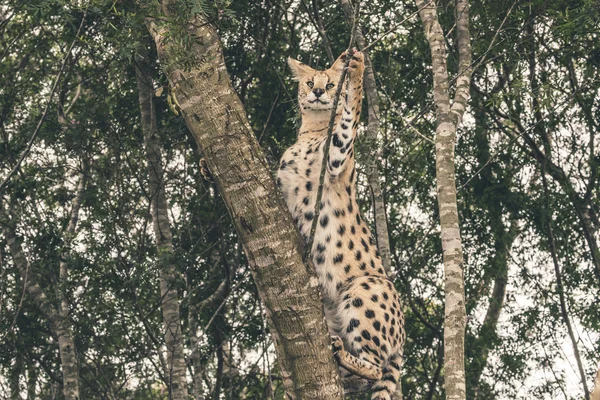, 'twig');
0,10,87,193
361,0,433,52
303,1,361,260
